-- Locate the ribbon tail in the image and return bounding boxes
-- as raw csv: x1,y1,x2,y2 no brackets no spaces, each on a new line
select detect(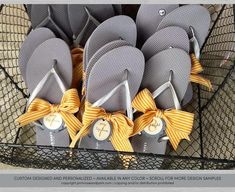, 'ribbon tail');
61,112,83,140
16,109,50,126
164,110,194,150
111,133,134,169
190,74,212,91
166,128,191,150
111,136,133,153
69,124,90,148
